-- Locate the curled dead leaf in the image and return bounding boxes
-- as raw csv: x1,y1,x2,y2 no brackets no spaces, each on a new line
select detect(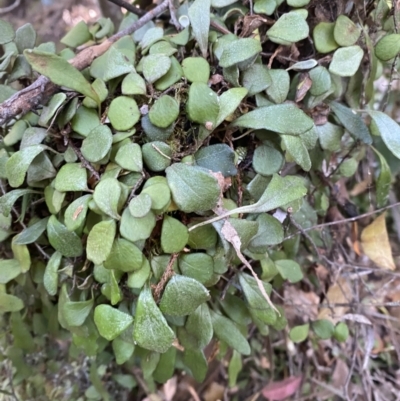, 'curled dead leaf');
318,278,352,323
361,213,395,270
